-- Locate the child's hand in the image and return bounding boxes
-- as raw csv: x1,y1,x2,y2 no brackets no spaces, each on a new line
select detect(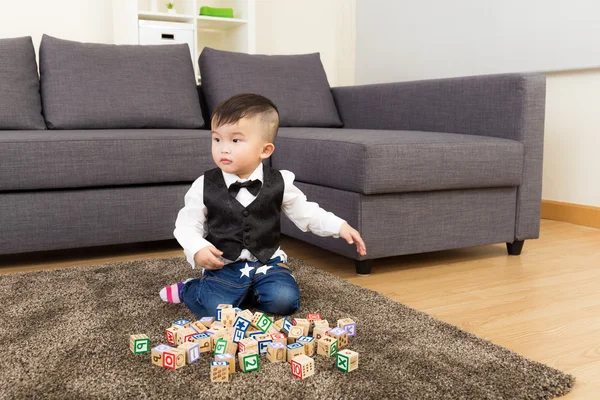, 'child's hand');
339,222,367,256
194,246,225,270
